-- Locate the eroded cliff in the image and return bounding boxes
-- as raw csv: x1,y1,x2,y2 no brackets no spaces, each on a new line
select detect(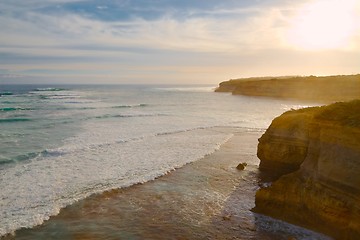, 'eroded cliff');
254,100,360,240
